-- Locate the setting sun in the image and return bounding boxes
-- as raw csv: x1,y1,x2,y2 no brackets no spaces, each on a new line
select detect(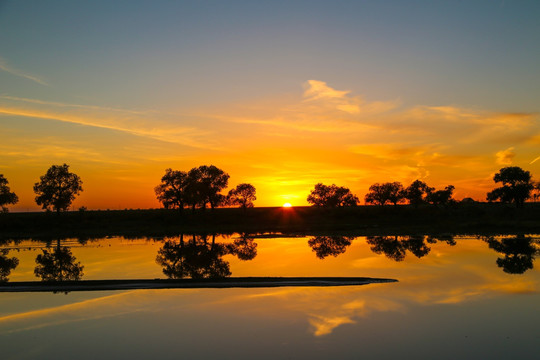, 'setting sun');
283,203,292,208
